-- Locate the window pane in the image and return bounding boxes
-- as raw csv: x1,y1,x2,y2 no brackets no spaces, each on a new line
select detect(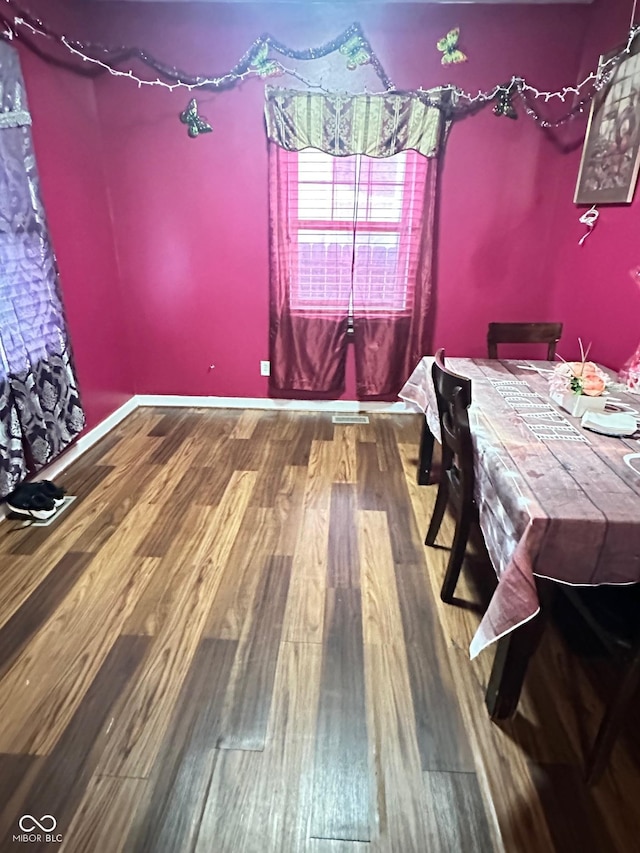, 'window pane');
291,231,353,311
290,149,427,314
